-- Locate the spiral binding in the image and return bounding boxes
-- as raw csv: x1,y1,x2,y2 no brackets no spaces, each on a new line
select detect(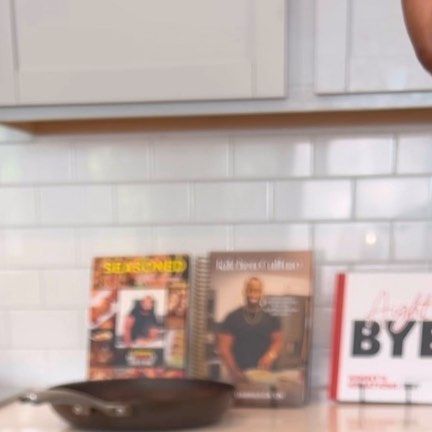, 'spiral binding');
188,256,210,378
